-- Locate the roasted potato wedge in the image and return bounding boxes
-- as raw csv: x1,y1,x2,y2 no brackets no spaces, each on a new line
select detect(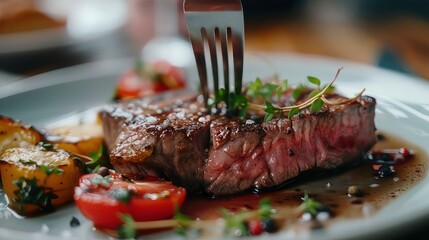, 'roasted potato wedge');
44,123,104,156
0,115,44,155
0,145,84,216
